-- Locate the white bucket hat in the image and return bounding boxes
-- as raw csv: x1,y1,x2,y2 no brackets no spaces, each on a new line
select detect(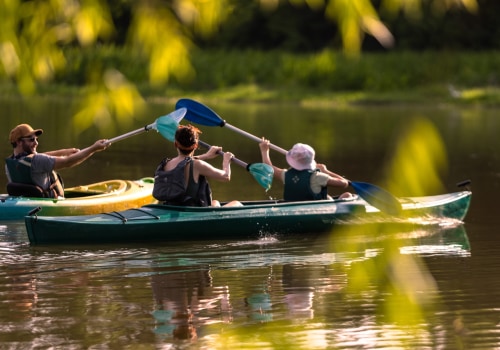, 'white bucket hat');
286,143,316,170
